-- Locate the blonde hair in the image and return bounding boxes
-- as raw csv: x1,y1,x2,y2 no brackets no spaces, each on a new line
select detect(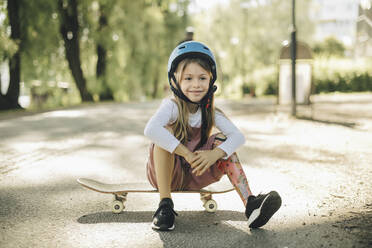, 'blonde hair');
170,58,215,146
